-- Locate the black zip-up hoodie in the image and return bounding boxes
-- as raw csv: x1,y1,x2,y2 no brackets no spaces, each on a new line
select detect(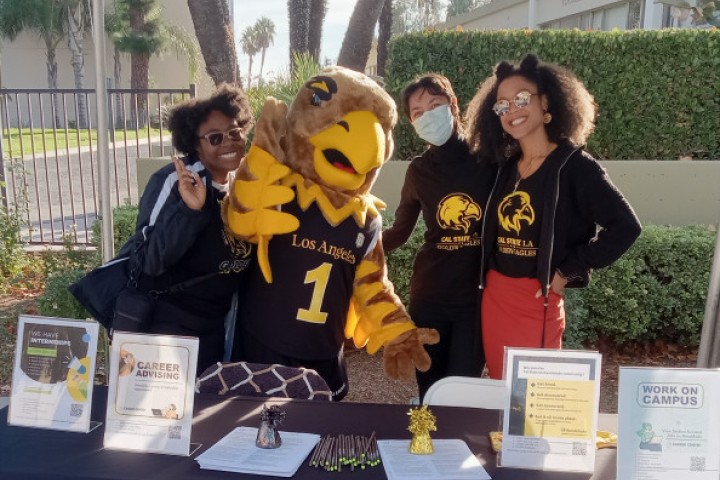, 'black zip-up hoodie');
480,141,641,297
